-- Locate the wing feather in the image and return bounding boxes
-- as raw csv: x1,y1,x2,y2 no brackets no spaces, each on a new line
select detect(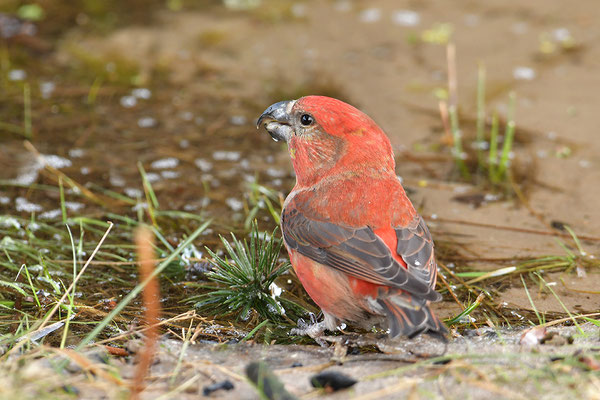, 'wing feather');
282,206,441,302
395,216,437,288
